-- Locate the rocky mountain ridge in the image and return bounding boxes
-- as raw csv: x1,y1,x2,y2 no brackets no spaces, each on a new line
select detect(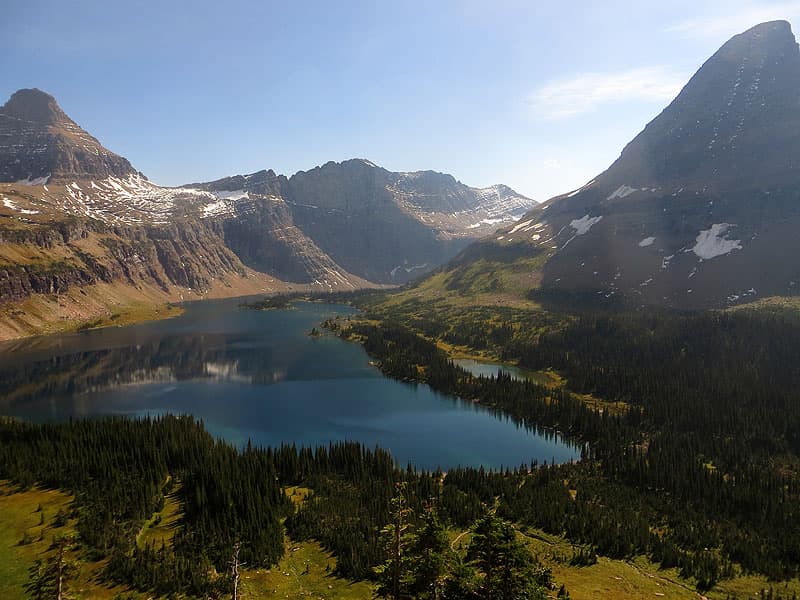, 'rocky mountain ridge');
0,89,533,337
187,158,535,284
